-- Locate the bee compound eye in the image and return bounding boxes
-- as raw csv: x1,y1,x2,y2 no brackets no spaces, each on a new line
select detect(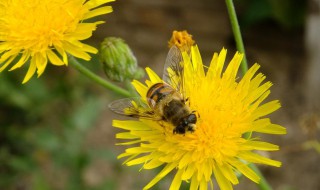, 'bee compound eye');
187,114,197,123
